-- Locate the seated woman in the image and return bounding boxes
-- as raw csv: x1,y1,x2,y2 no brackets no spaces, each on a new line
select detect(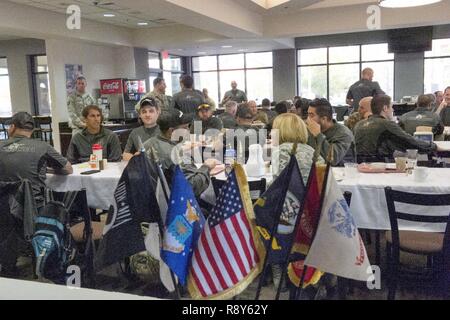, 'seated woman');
123,98,161,161
272,113,324,185
66,105,122,164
